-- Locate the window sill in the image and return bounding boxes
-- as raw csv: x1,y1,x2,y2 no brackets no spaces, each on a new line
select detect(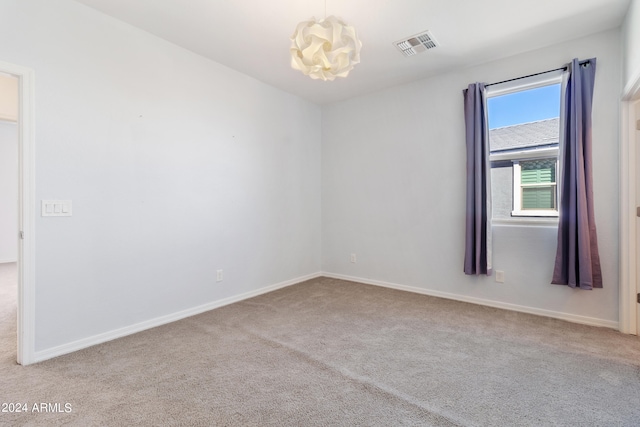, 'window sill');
511,210,558,217
492,217,559,227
